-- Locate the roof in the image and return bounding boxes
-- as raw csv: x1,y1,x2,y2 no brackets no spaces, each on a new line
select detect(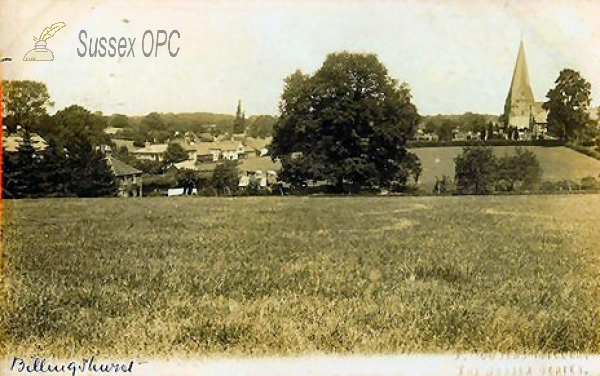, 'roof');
177,142,196,151
104,127,123,135
198,132,214,141
244,137,270,151
505,41,535,108
194,143,214,156
132,144,168,154
173,160,197,170
3,133,48,152
133,142,196,154
106,156,142,176
210,140,242,151
238,156,281,173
